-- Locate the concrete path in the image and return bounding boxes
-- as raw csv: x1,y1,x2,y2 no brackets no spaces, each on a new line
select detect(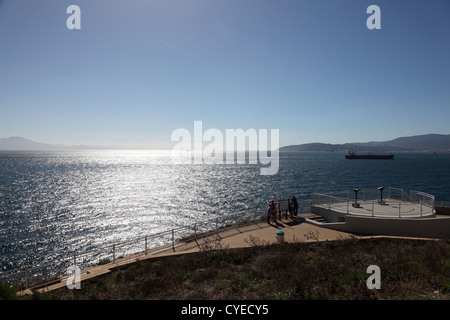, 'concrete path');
21,214,355,295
